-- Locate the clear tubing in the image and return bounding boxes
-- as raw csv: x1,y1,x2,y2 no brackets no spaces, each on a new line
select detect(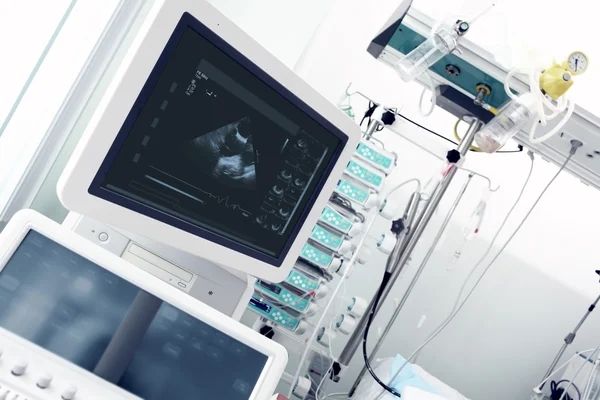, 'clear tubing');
501,67,574,147
376,151,536,398
395,28,457,82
